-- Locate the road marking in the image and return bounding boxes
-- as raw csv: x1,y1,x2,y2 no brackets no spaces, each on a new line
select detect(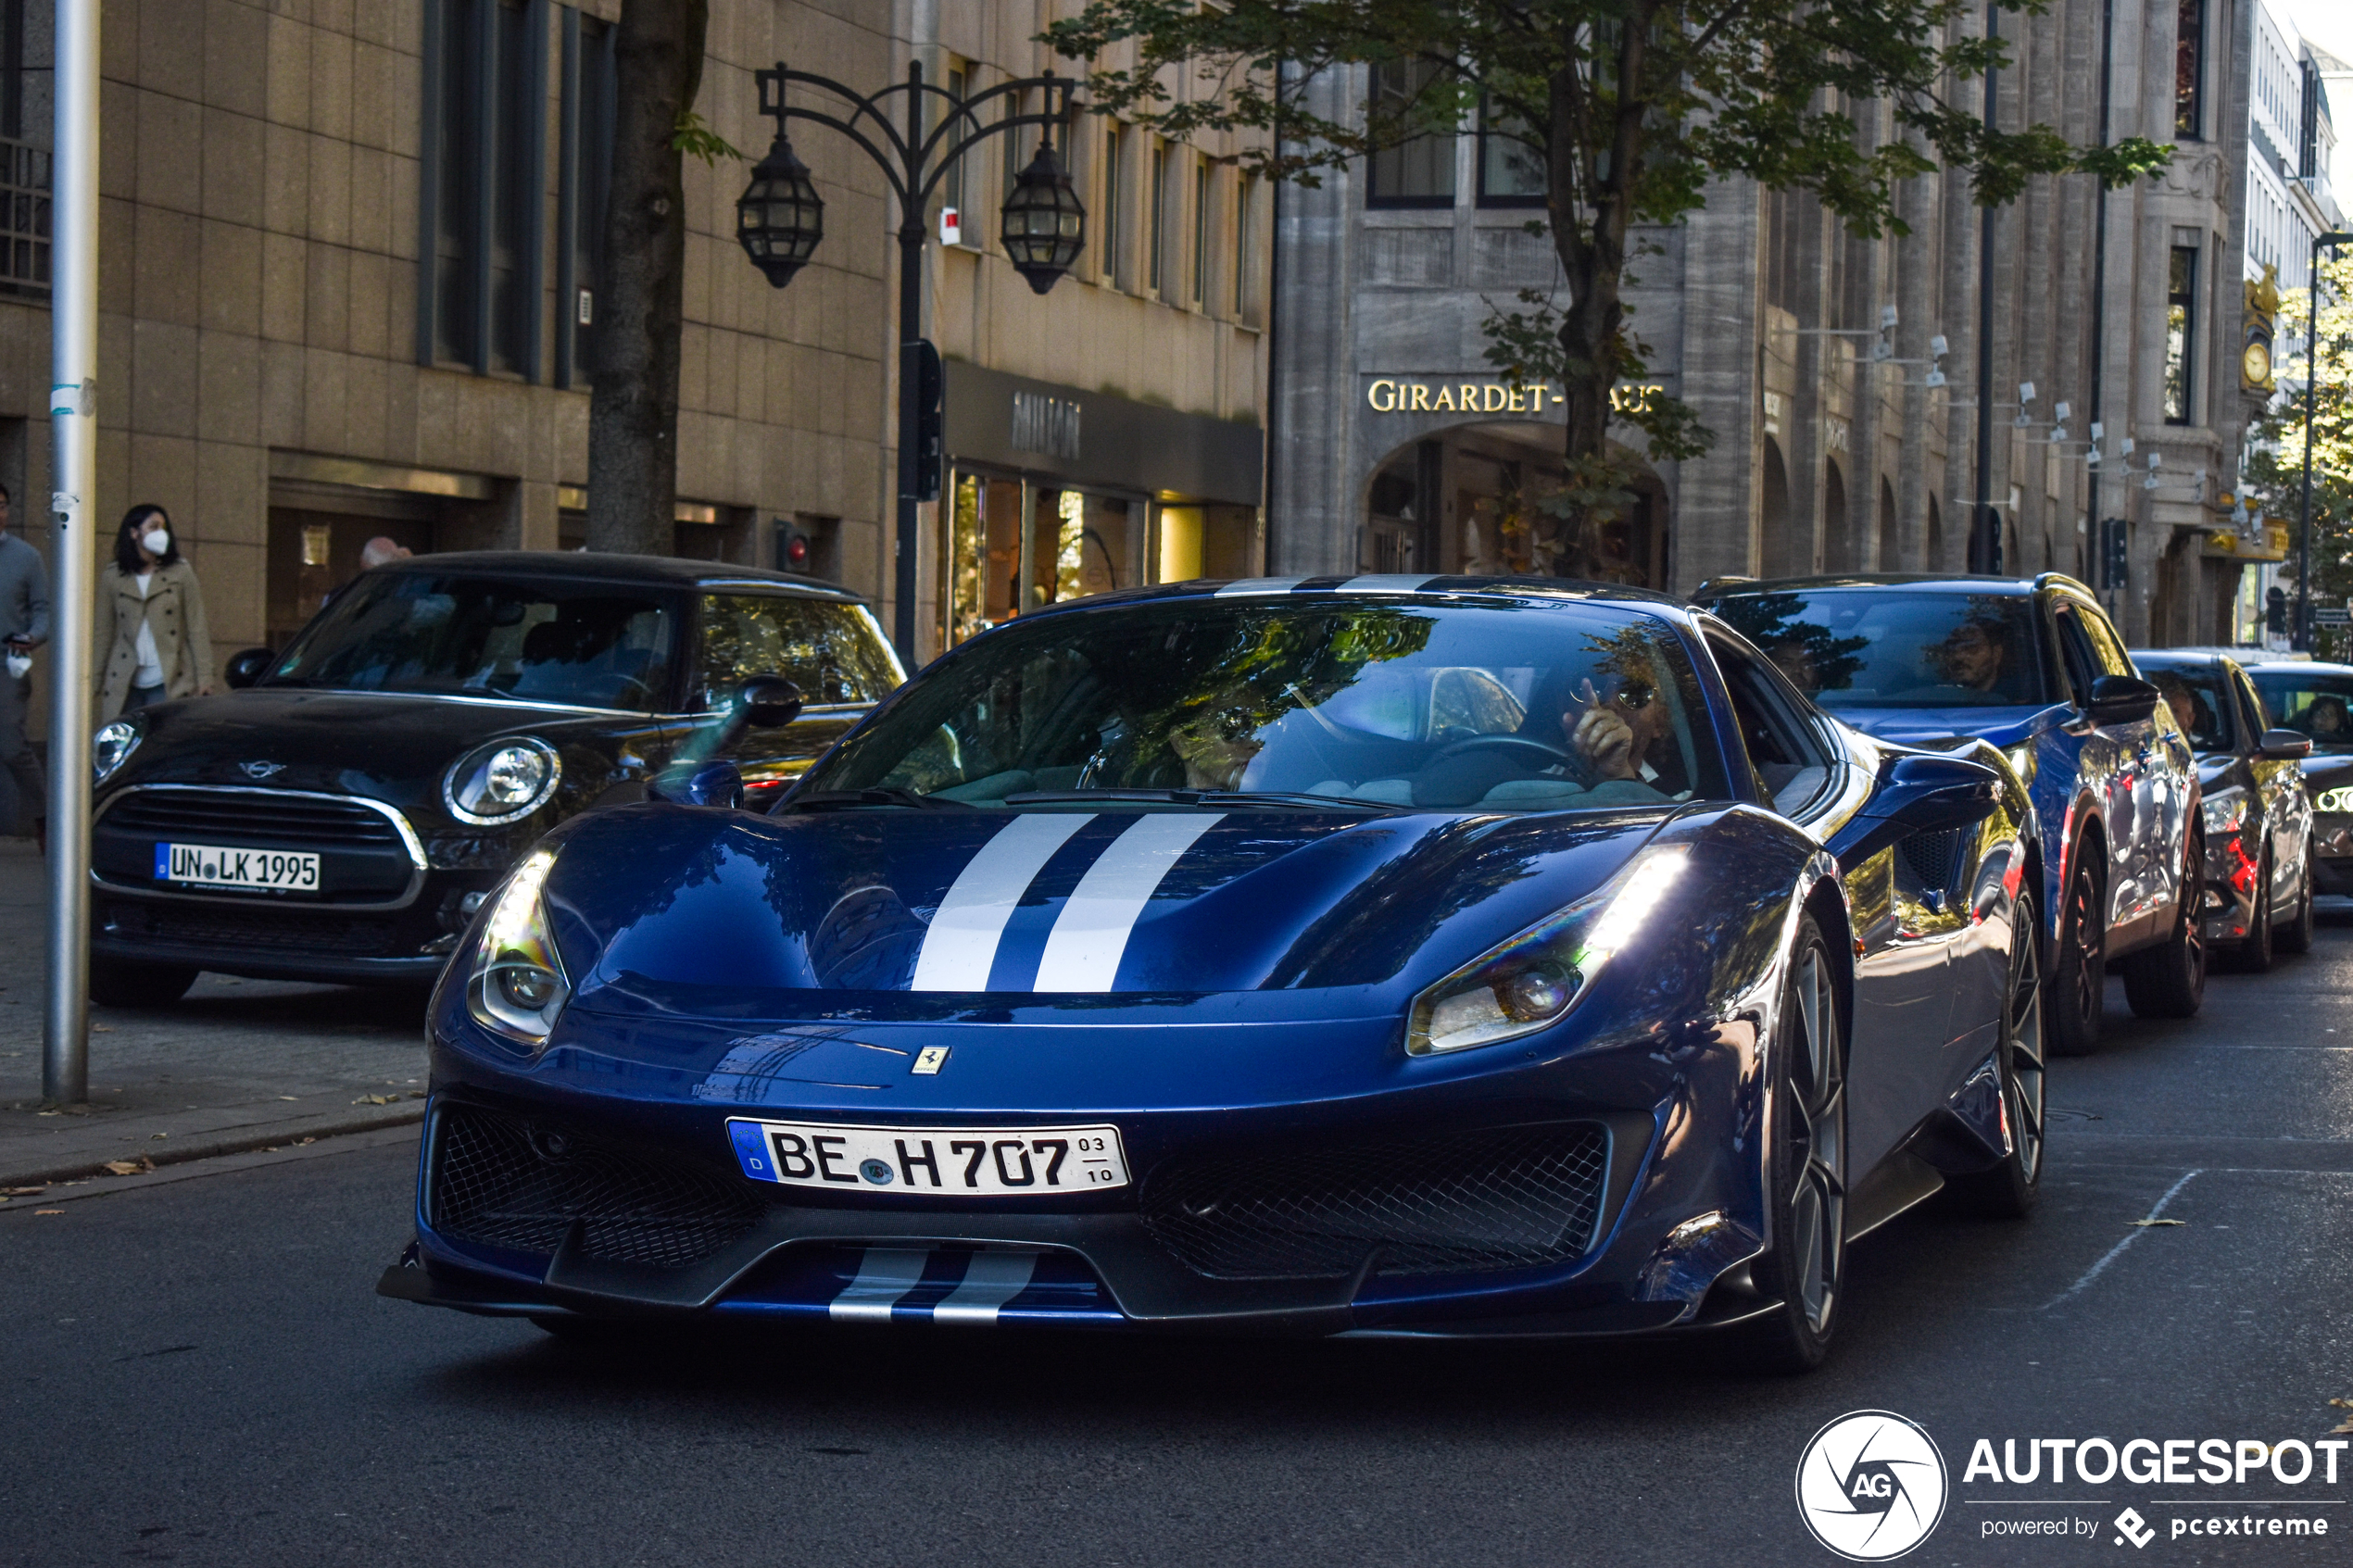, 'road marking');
911,813,1093,991
1032,813,1221,991
2038,1168,2202,1311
